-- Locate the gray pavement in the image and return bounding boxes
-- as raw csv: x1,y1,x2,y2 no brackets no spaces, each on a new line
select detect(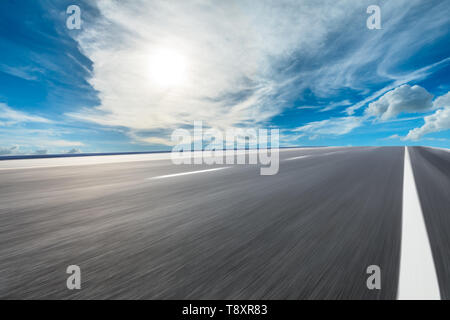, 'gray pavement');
409,147,450,299
0,146,448,299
